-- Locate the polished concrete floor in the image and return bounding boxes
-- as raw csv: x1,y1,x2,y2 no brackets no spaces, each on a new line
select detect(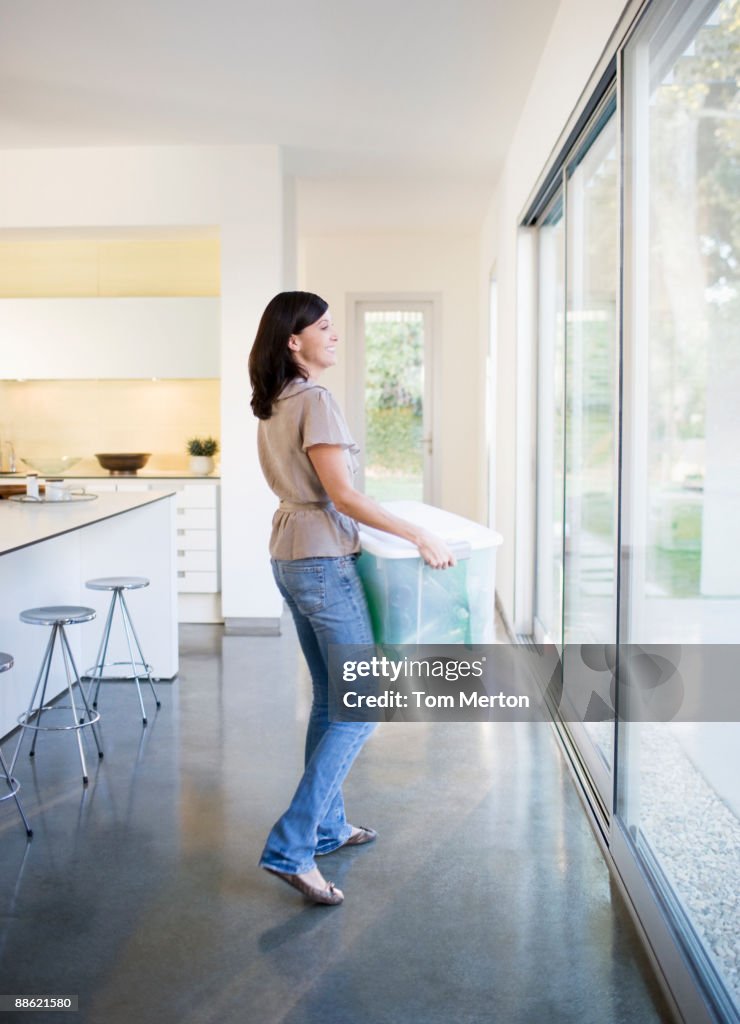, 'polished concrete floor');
0,619,674,1024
